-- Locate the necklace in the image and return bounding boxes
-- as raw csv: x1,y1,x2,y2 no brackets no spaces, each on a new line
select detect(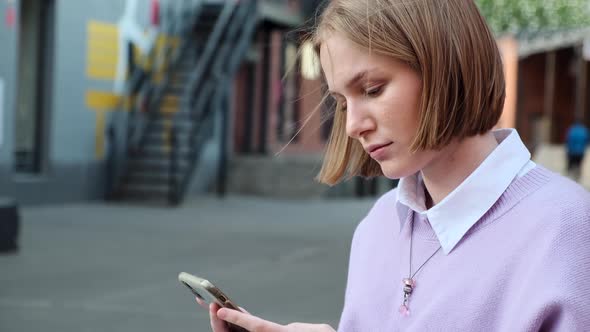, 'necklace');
399,212,442,317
